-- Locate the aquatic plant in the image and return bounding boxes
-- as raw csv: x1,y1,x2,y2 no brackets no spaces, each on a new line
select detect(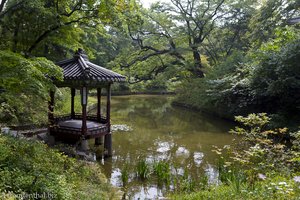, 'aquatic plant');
153,160,171,186
179,170,197,193
121,165,130,187
136,159,151,180
172,167,197,193
199,175,209,190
